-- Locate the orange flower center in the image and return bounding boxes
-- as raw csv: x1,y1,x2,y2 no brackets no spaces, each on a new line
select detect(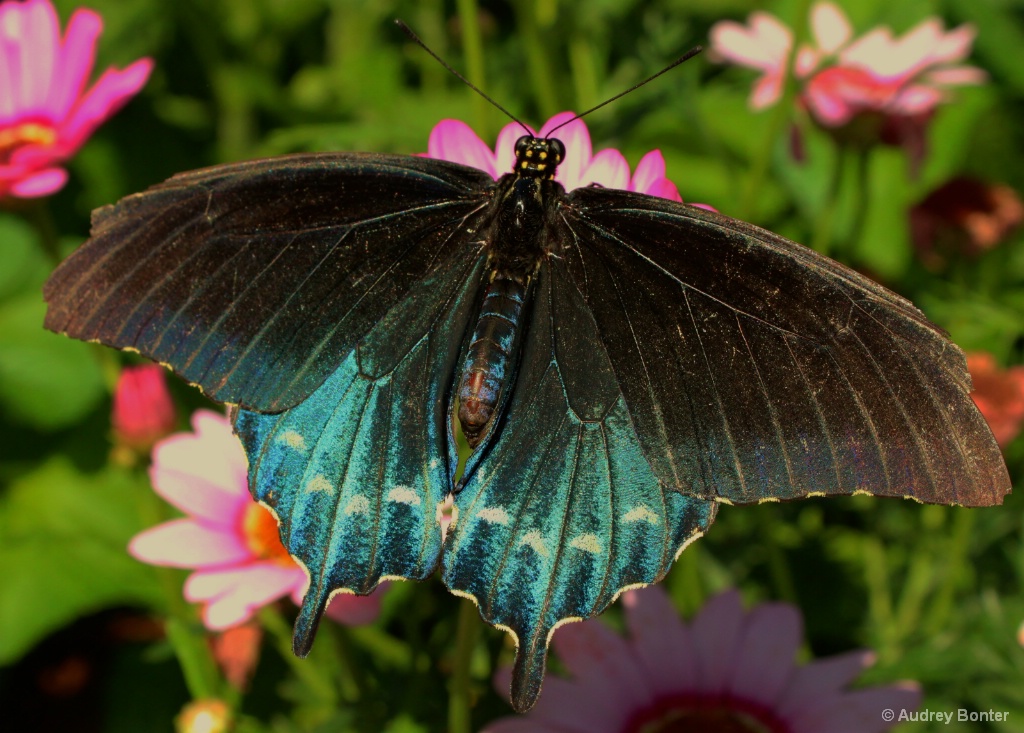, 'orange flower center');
0,122,57,162
241,502,293,565
623,695,790,733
